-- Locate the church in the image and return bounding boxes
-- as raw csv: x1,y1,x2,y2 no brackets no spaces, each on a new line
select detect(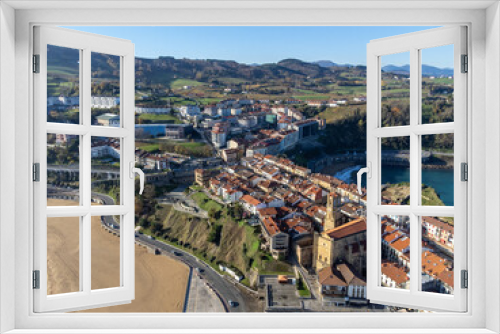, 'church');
313,192,367,277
